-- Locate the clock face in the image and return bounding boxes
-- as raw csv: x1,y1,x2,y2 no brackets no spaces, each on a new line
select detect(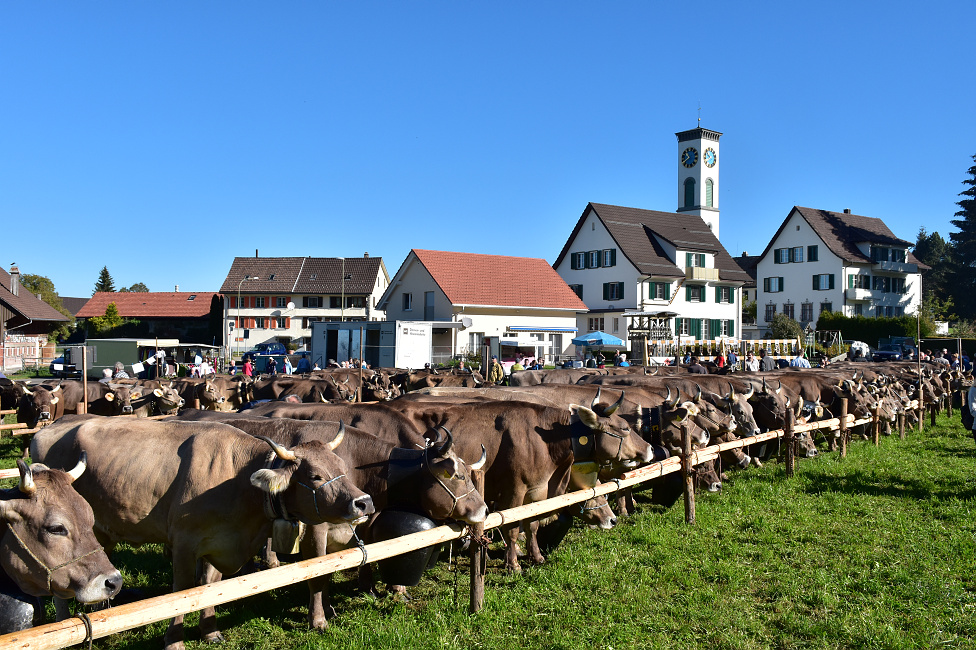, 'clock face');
681,147,698,168
704,148,716,167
